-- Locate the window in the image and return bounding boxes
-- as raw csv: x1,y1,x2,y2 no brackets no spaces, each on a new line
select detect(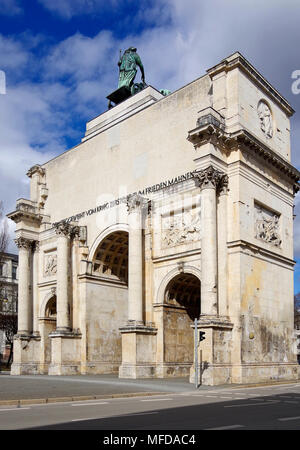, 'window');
12,265,17,280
